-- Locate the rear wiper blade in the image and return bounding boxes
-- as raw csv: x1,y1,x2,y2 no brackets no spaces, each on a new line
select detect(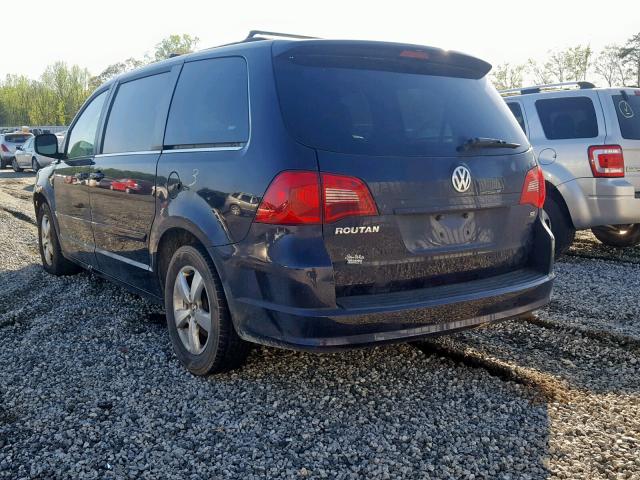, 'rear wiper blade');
457,137,521,152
